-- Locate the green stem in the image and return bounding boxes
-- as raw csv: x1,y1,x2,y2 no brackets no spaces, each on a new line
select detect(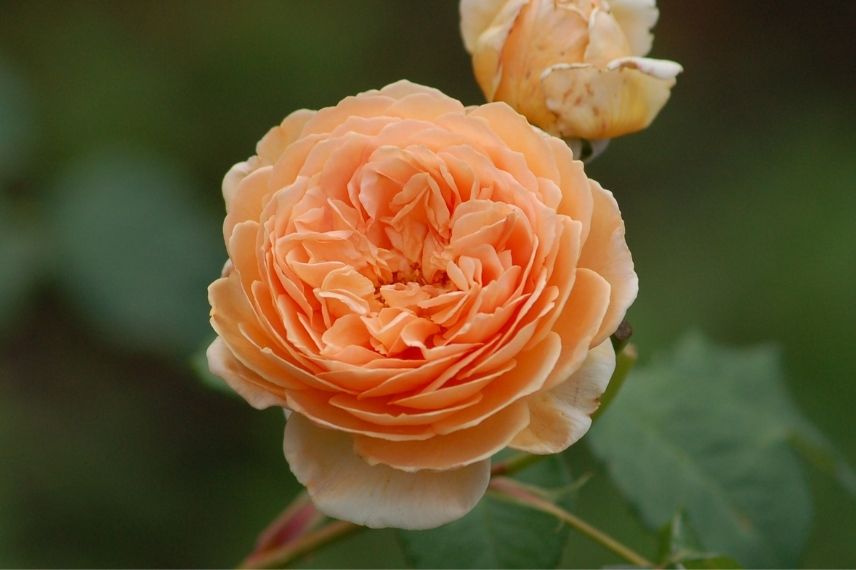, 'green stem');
592,342,637,421
490,451,547,476
239,519,360,569
490,477,655,568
